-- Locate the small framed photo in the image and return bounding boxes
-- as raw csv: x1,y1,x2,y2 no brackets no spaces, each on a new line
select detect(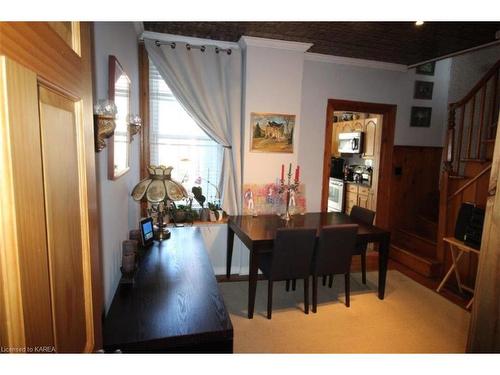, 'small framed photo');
414,80,434,100
416,62,435,76
410,106,432,128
